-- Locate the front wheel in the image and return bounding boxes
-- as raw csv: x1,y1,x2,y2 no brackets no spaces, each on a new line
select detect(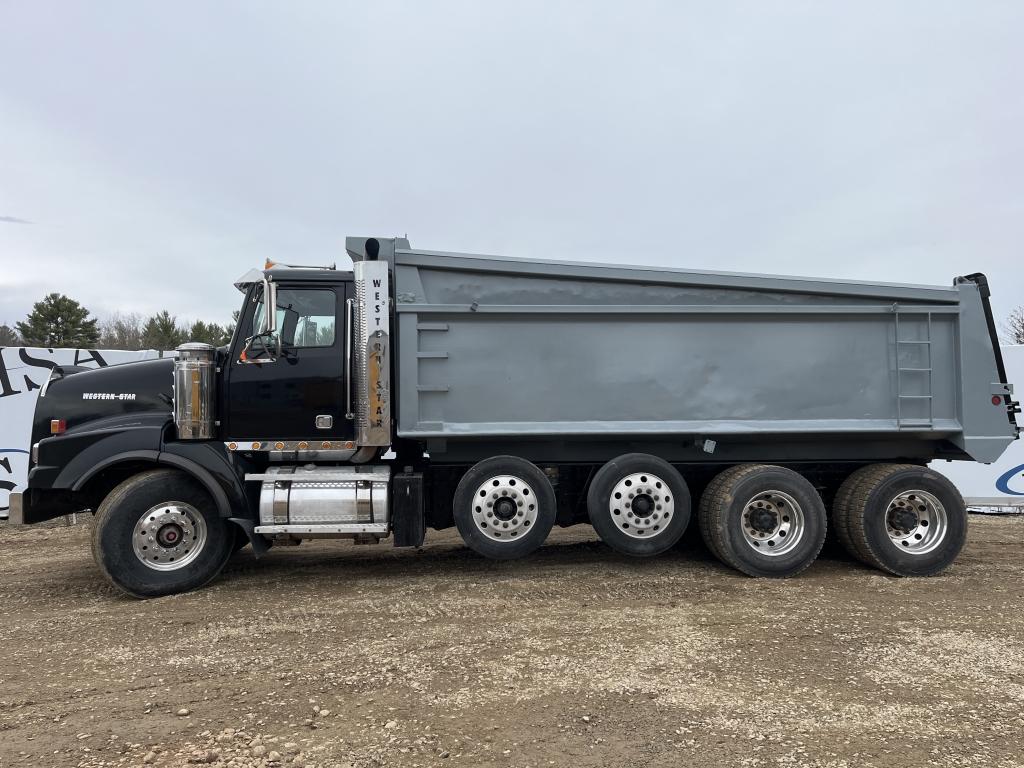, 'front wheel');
91,469,233,598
